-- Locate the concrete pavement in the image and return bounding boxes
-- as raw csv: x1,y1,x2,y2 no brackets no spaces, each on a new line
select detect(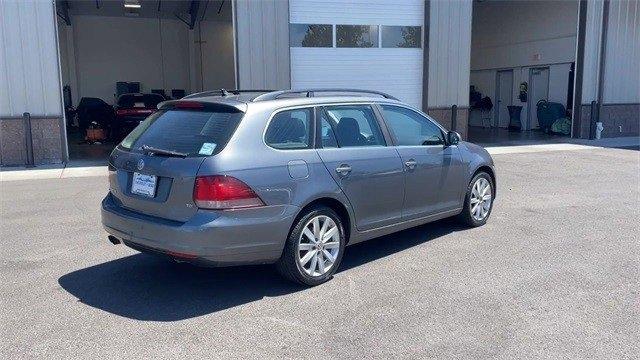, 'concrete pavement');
1,145,639,359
